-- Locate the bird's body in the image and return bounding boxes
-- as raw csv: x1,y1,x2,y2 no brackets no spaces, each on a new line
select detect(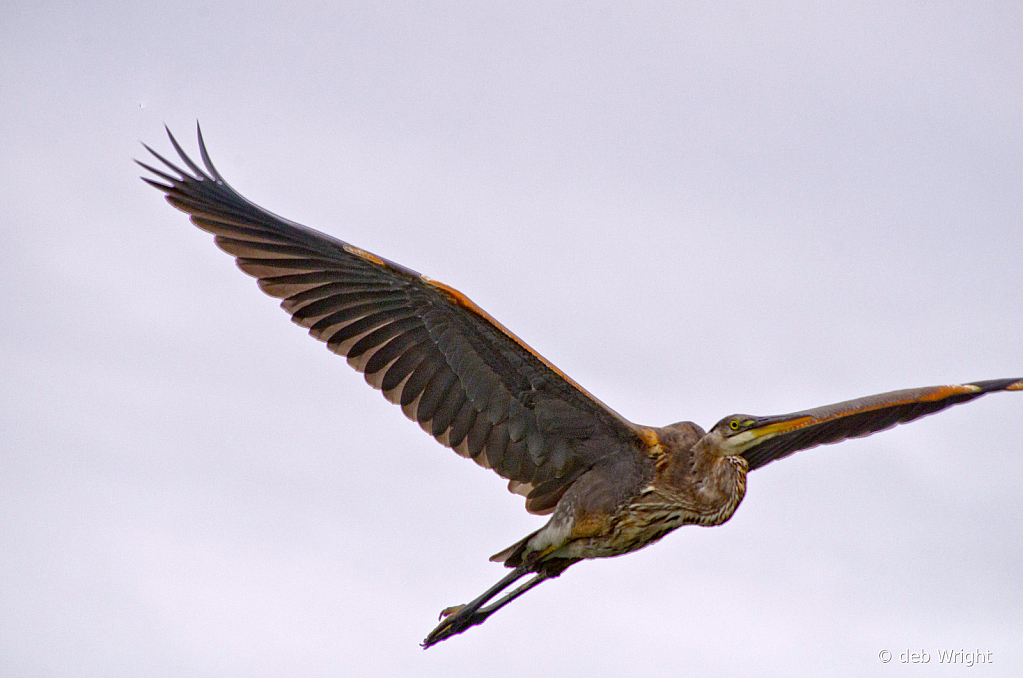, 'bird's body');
493,422,742,564
139,126,1021,647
